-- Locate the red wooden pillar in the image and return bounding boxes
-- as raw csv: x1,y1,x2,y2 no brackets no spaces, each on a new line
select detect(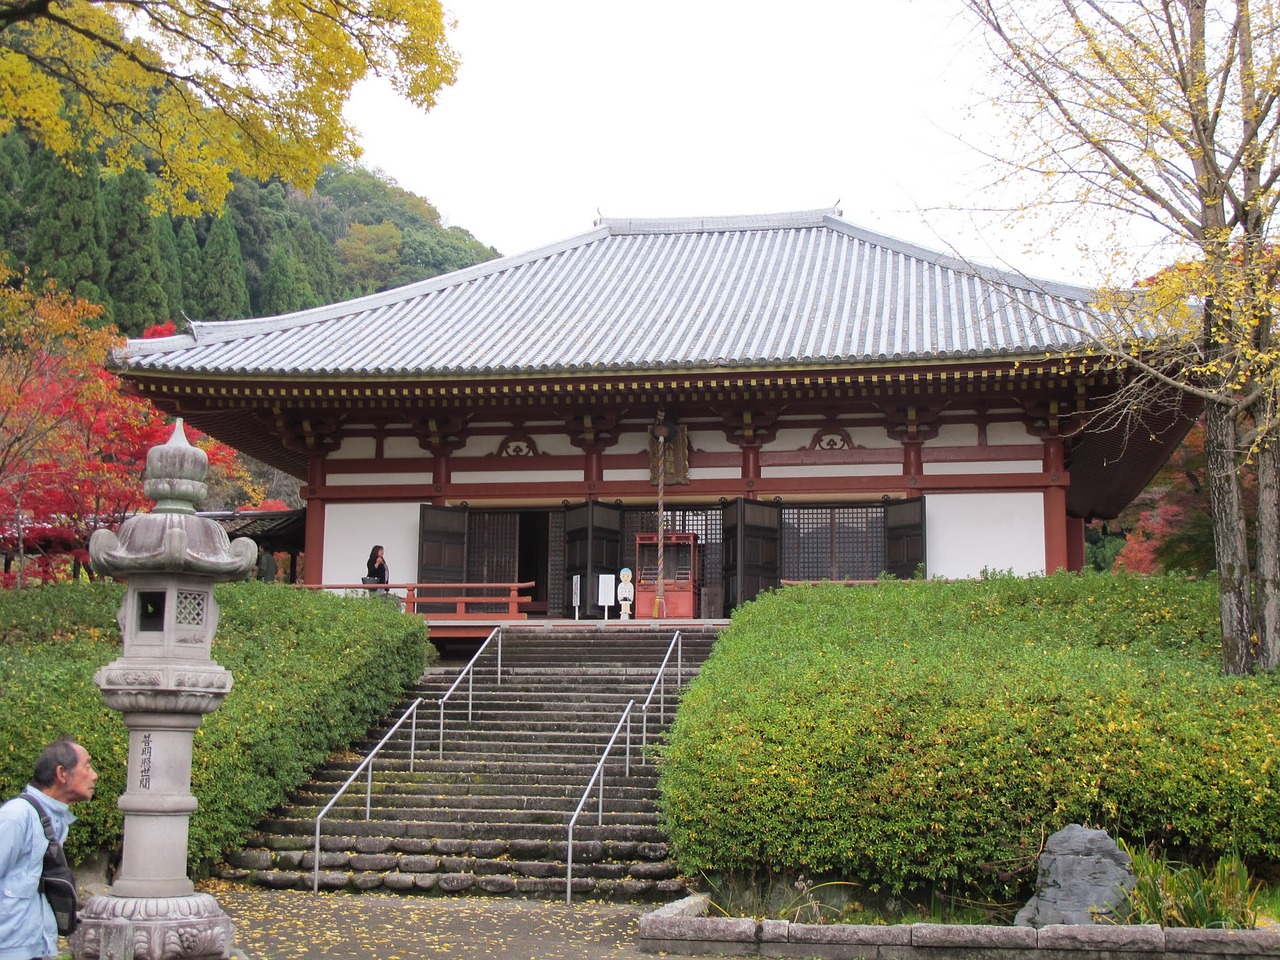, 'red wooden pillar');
1066,515,1086,572
902,440,923,479
565,413,617,500
432,449,452,501
302,451,326,585
585,446,604,488
720,407,776,502
742,443,761,499
1042,437,1069,573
